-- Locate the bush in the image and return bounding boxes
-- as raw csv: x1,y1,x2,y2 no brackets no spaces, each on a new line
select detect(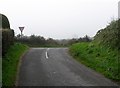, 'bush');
0,14,10,29
2,29,14,56
0,14,15,56
94,20,119,50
